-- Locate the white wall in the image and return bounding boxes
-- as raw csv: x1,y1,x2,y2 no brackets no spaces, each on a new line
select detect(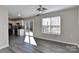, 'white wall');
0,6,9,49
78,7,79,44
25,6,79,45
